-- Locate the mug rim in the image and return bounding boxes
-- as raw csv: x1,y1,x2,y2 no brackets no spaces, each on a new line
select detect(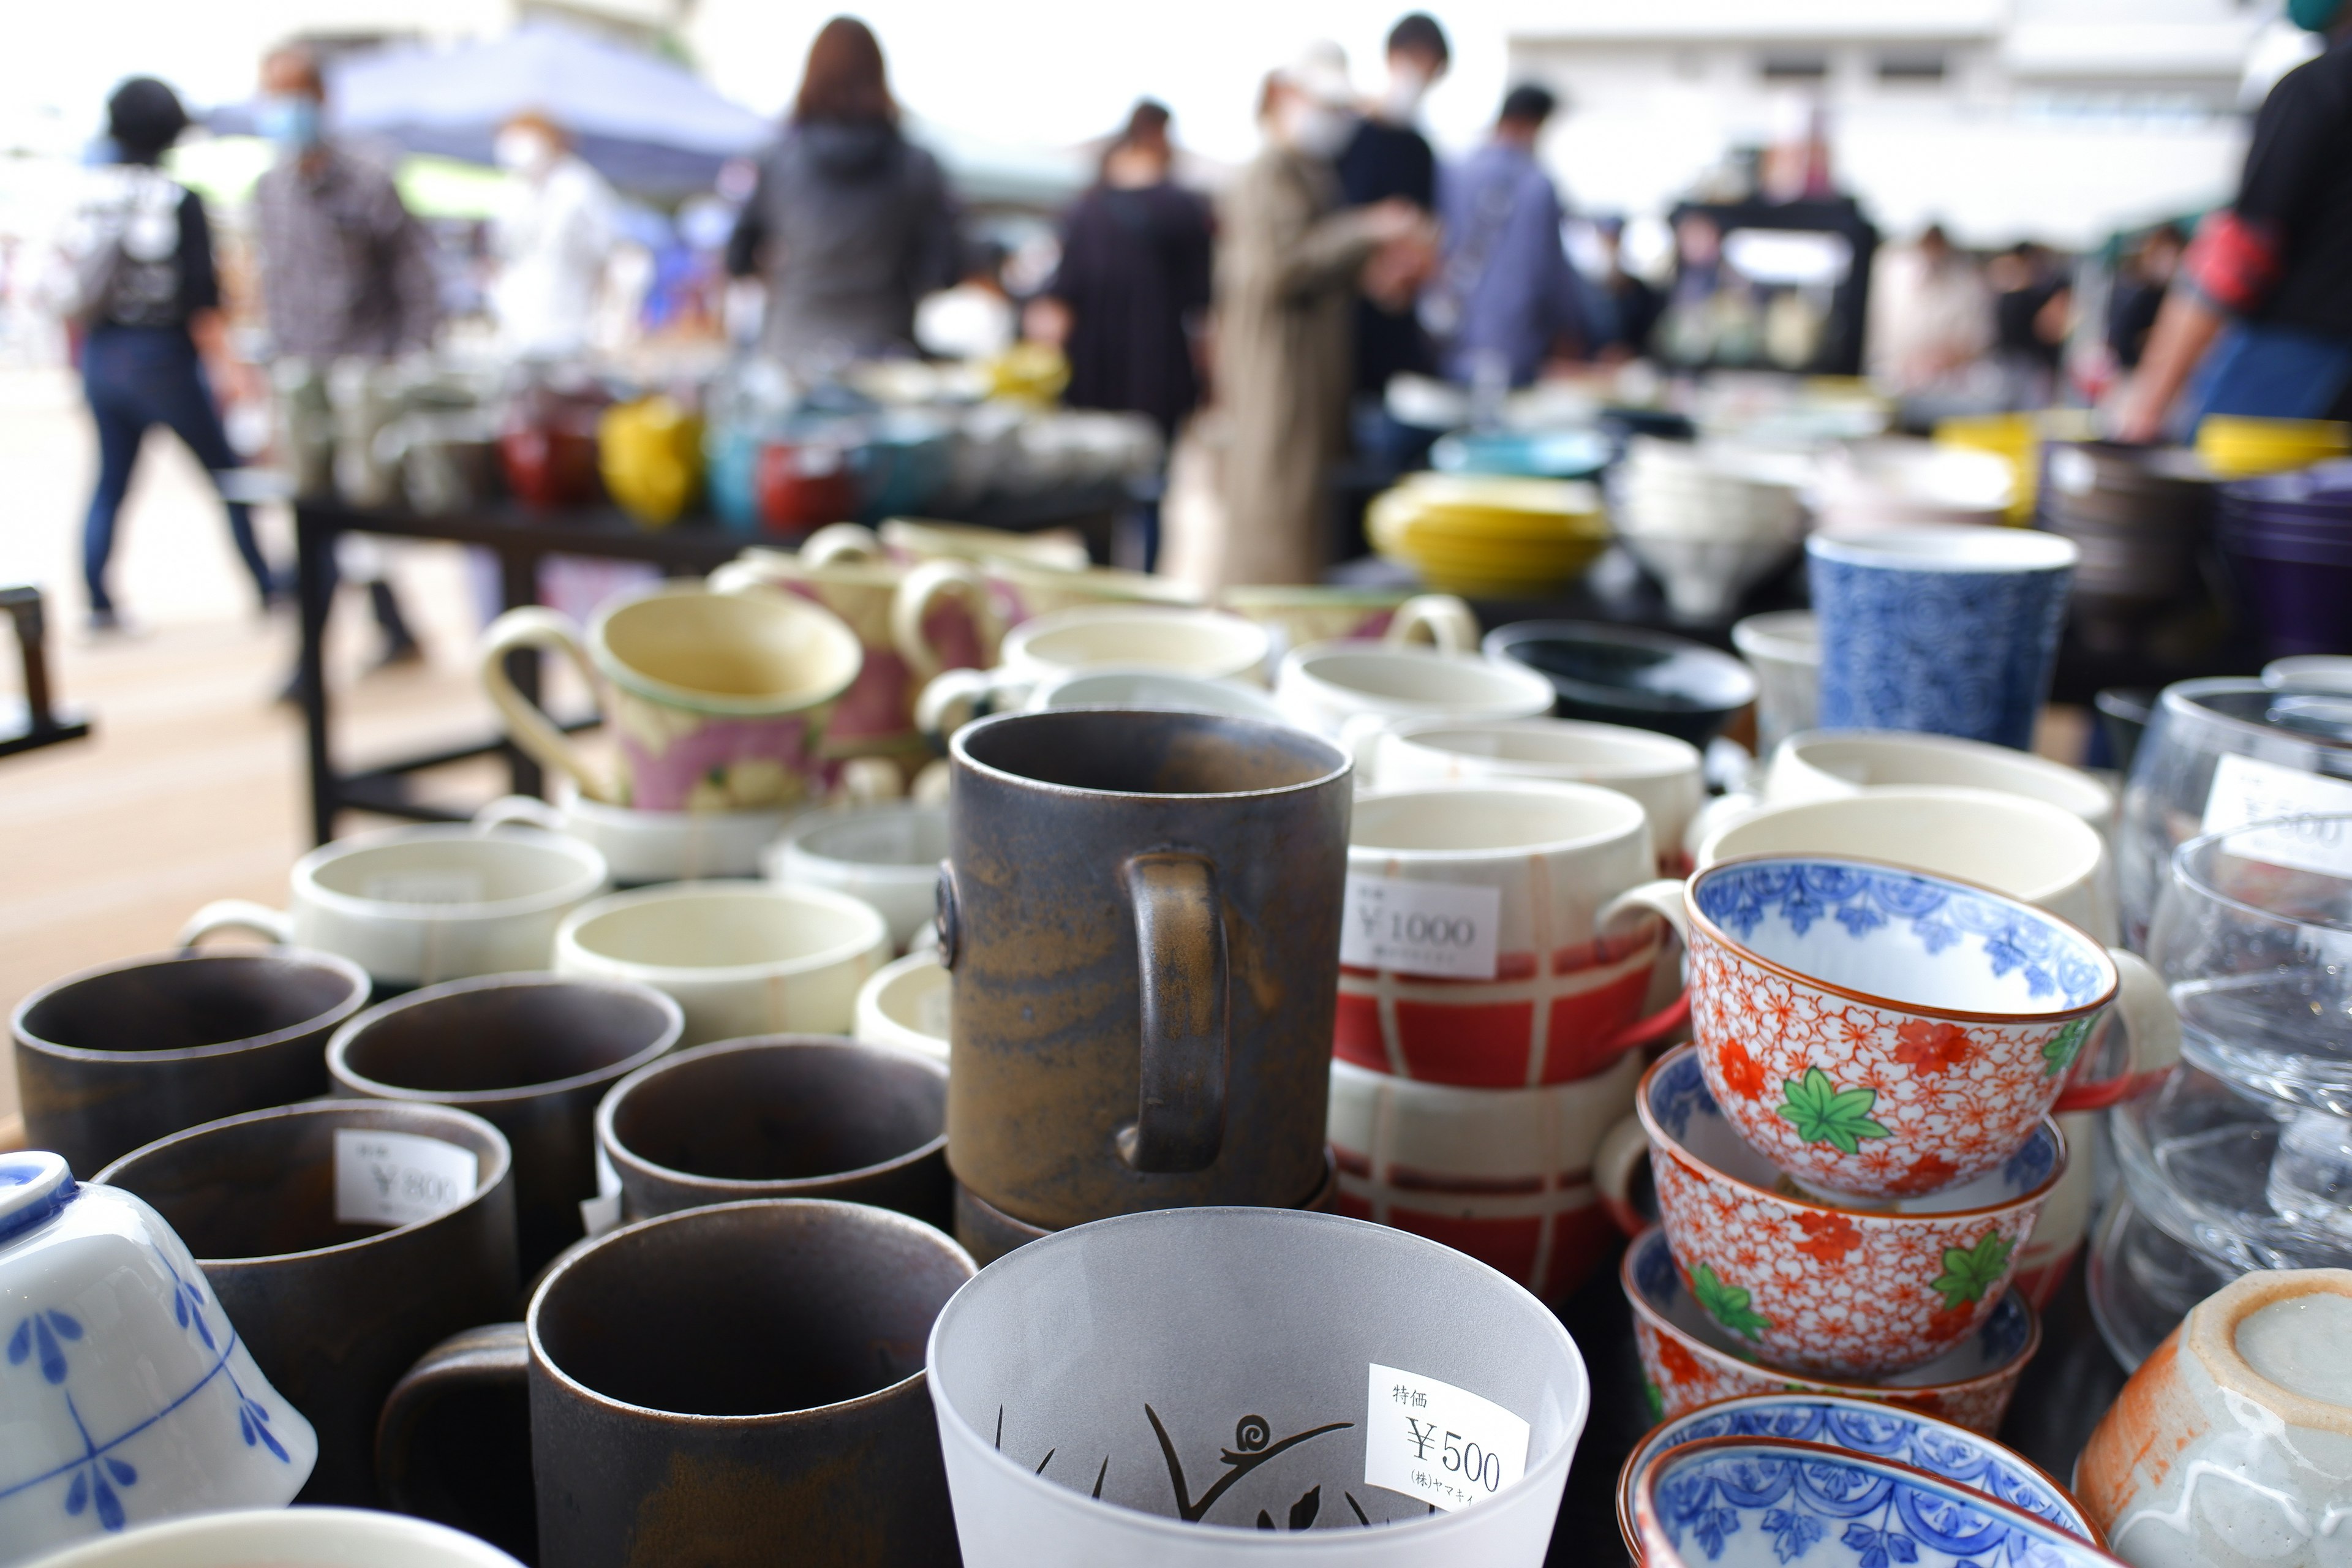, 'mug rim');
325,973,685,1107
1380,714,1702,780
1350,780,1649,862
1682,853,2120,1023
1027,665,1291,723
950,708,1351,802
15,1505,526,1567
527,1196,975,1423
1699,786,2105,892
2171,813,2352,932
1284,638,1556,702
1004,602,1271,676
556,881,889,981
859,949,948,1035
92,1100,514,1265
1805,526,2079,573
2160,676,2352,756
12,946,371,1065
295,823,609,921
1637,1044,2067,1222
597,1033,948,1198
924,1204,1587,1543
586,582,864,718
1772,729,2115,822
777,801,949,872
